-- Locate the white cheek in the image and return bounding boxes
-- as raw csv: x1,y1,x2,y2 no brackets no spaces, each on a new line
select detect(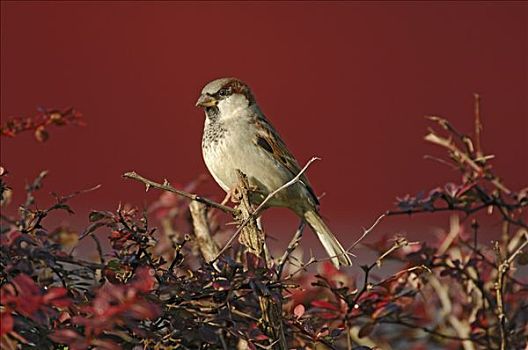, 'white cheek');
218,95,249,119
